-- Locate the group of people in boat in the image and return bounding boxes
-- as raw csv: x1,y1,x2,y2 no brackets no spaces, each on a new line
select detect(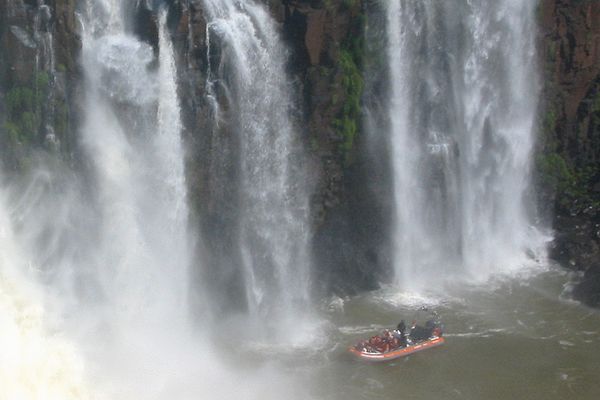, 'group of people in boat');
355,317,442,354
355,320,411,354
